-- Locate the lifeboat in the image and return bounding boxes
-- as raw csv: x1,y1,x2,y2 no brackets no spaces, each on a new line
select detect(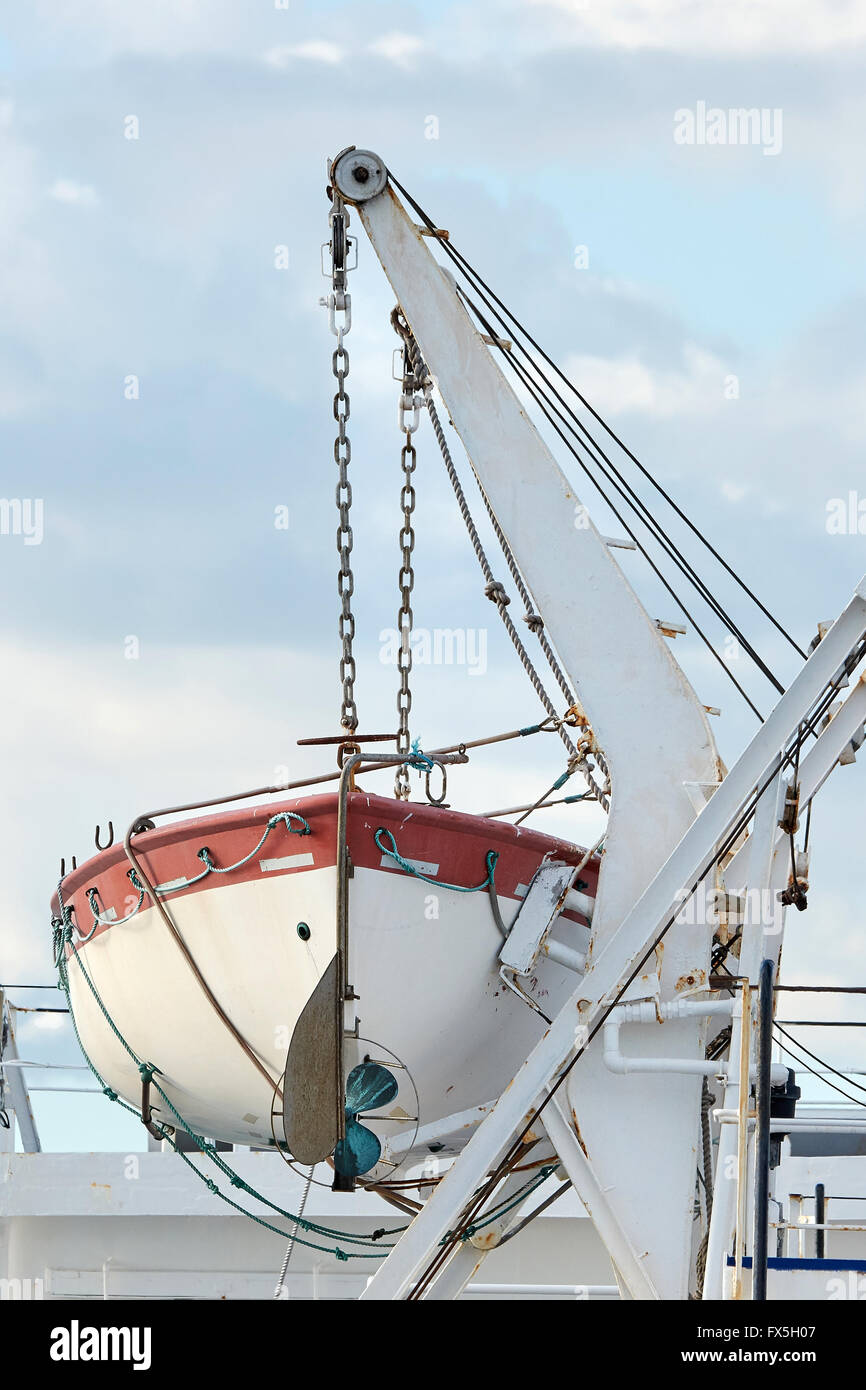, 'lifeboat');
51,790,597,1180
